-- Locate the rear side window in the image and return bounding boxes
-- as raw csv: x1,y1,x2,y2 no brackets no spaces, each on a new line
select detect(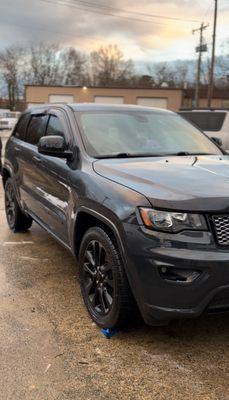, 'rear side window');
180,112,226,132
27,115,48,145
46,115,65,138
14,114,31,141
